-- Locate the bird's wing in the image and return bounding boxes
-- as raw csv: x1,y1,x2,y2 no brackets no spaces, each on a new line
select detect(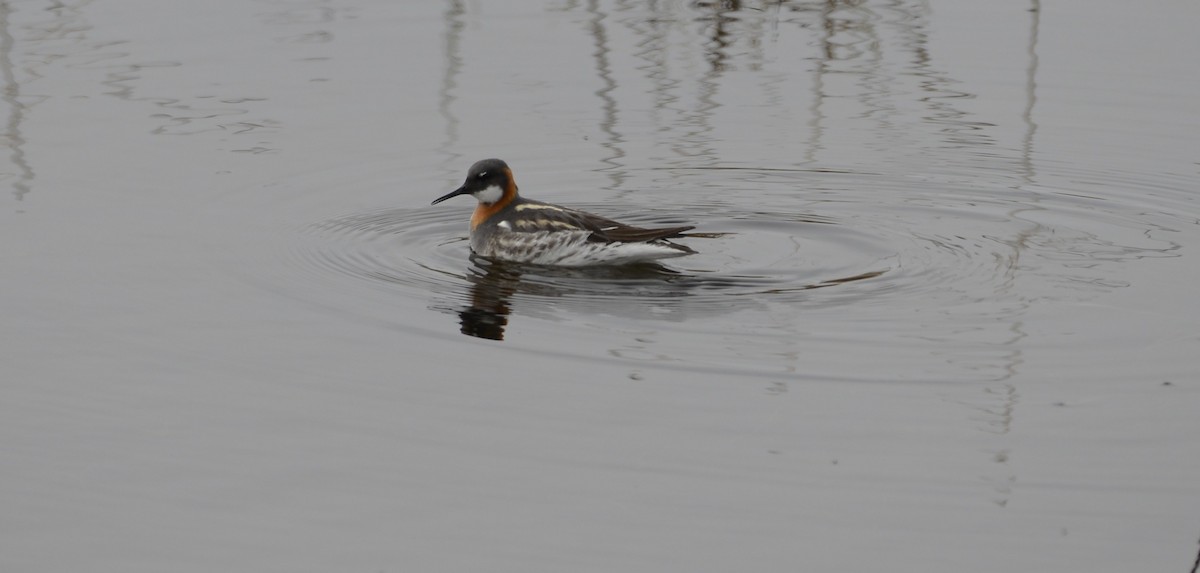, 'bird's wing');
590,224,695,243
503,200,693,243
